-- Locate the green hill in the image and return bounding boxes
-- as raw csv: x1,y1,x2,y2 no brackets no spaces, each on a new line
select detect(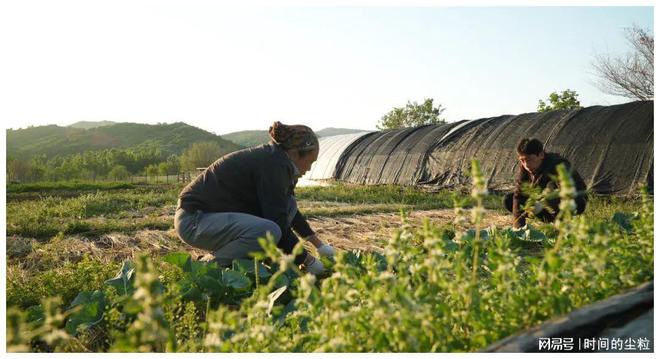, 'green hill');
7,122,243,159
222,130,271,148
68,121,117,129
7,123,367,161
